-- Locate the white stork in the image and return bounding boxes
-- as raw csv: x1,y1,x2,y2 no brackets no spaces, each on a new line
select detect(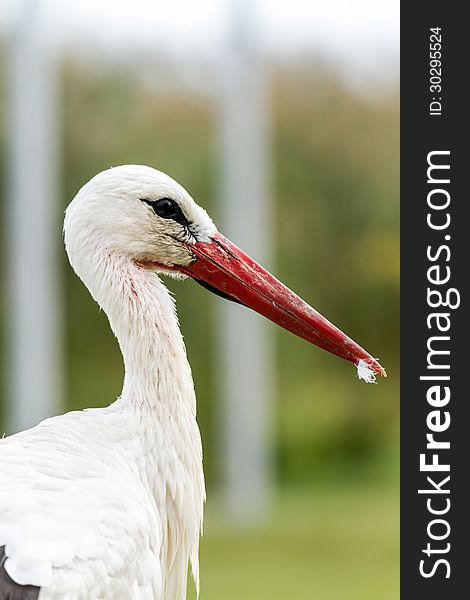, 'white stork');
0,165,385,599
